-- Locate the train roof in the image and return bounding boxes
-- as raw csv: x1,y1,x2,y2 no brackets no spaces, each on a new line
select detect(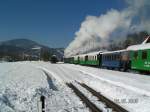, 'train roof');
85,51,101,55
73,51,101,57
127,43,150,51
100,49,127,54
